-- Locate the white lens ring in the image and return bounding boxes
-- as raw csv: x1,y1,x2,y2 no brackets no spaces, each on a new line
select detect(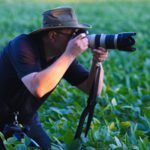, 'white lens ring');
100,34,106,48
114,34,118,49
87,34,96,48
